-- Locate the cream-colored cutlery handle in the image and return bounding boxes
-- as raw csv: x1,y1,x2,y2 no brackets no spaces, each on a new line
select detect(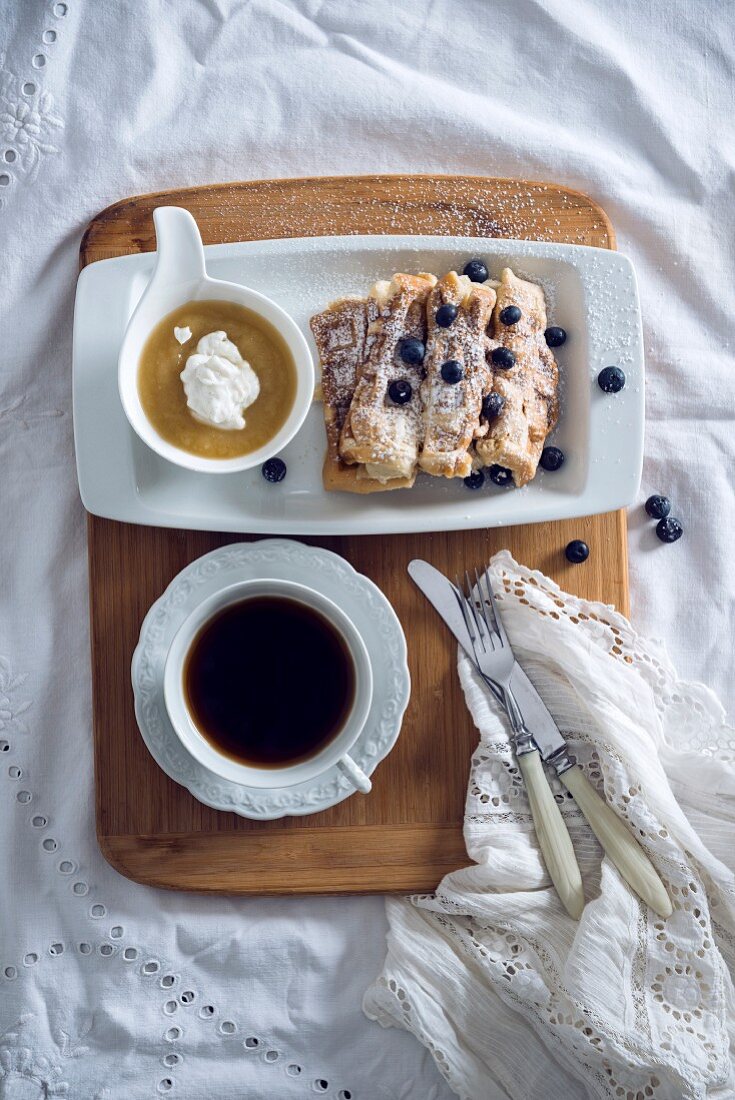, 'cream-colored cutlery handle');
560,765,672,918
518,750,585,919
